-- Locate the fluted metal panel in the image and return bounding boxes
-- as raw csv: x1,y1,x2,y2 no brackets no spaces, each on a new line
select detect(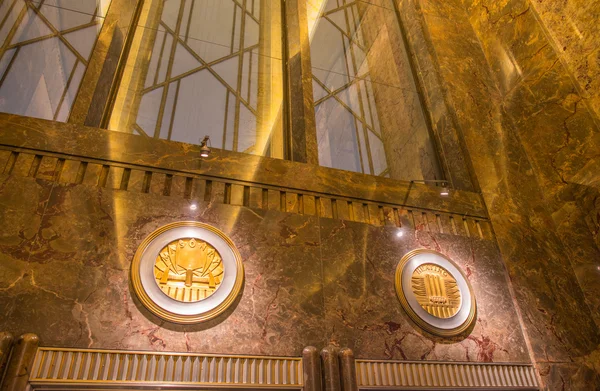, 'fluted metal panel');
30,348,303,388
355,360,538,390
